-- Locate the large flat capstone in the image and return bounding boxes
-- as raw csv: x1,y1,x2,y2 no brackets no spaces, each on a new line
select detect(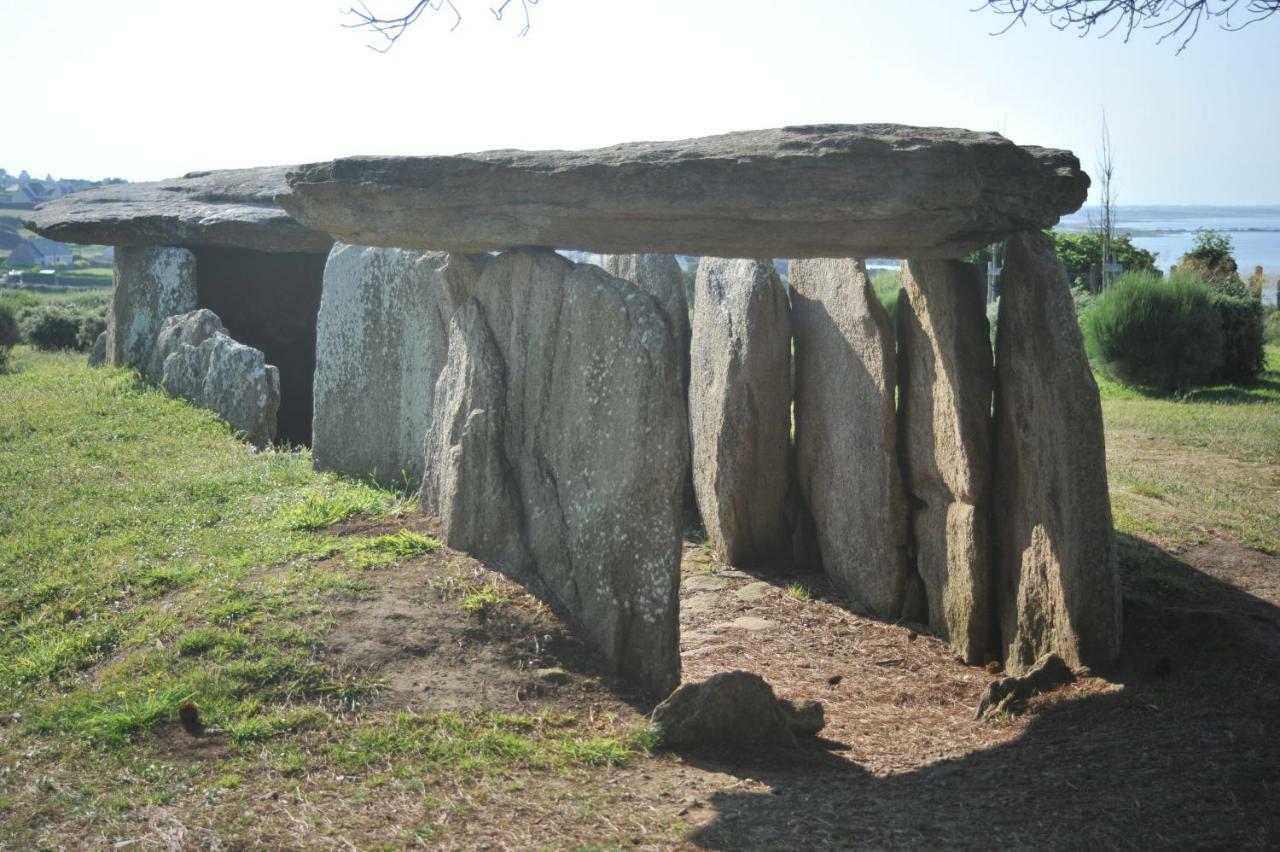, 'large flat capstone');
279,125,1089,258
26,167,333,254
